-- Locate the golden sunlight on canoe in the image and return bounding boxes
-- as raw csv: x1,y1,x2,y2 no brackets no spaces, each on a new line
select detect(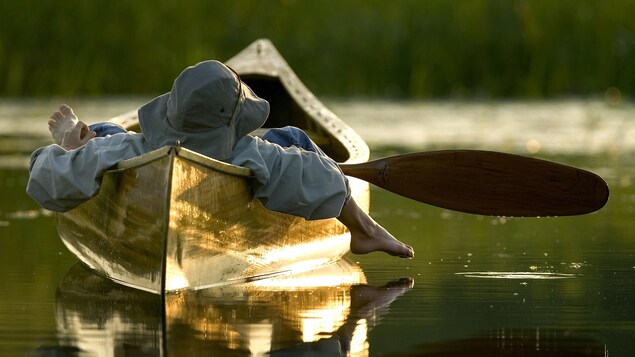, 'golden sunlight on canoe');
56,39,371,293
